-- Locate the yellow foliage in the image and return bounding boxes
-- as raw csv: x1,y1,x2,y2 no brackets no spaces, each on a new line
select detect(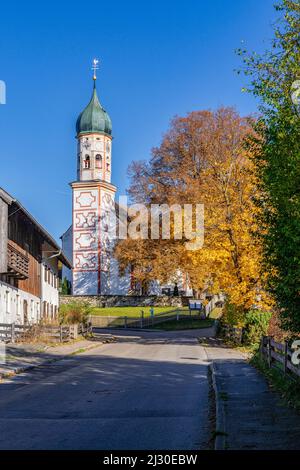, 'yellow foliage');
115,108,273,311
